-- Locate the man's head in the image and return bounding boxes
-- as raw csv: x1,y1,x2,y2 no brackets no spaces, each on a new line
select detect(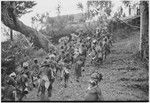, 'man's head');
96,27,100,34
93,39,97,45
90,72,103,86
9,72,16,79
23,62,29,69
50,63,55,69
34,59,38,64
